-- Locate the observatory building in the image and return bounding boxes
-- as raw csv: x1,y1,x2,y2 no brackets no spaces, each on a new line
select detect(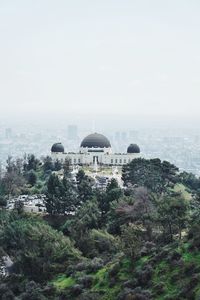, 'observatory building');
51,132,141,166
